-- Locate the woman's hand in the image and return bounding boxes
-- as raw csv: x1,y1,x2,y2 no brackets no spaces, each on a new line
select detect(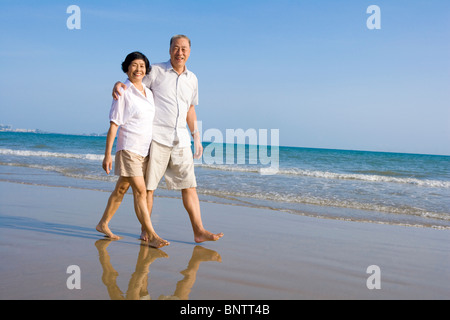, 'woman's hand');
103,122,119,174
103,154,113,174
